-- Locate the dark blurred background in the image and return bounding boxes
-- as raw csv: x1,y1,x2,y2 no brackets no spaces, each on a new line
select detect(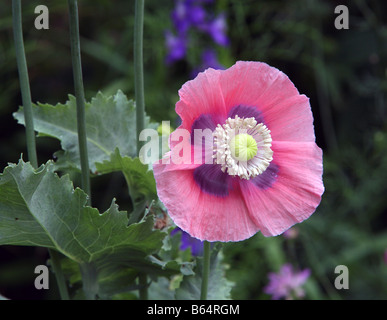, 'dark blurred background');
0,0,387,299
